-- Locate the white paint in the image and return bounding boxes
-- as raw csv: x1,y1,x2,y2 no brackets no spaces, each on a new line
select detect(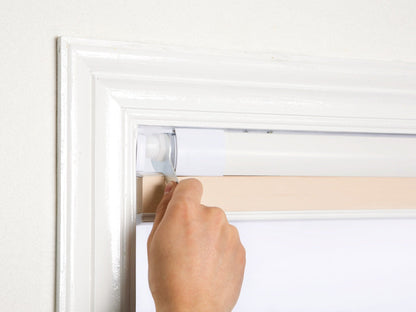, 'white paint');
57,38,416,312
137,218,416,311
2,1,416,311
